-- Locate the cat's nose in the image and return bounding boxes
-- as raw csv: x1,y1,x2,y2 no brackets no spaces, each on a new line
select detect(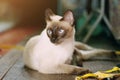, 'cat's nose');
51,38,57,43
